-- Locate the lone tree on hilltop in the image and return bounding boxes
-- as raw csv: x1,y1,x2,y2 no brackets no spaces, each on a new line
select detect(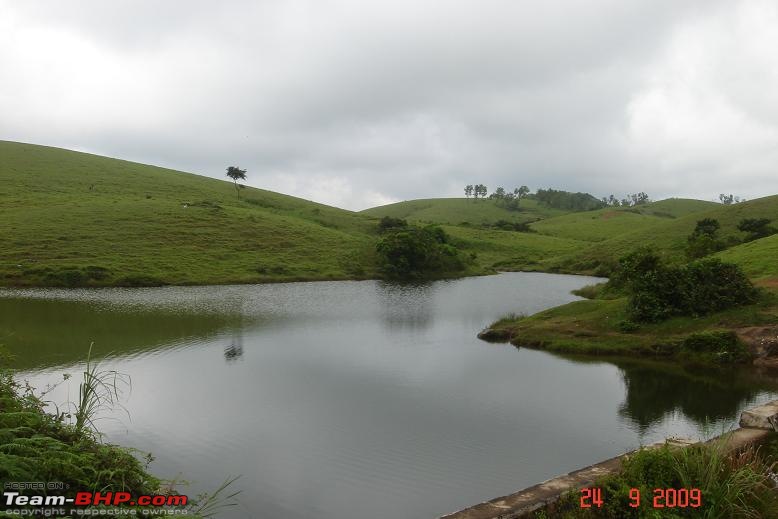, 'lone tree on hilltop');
226,166,247,200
